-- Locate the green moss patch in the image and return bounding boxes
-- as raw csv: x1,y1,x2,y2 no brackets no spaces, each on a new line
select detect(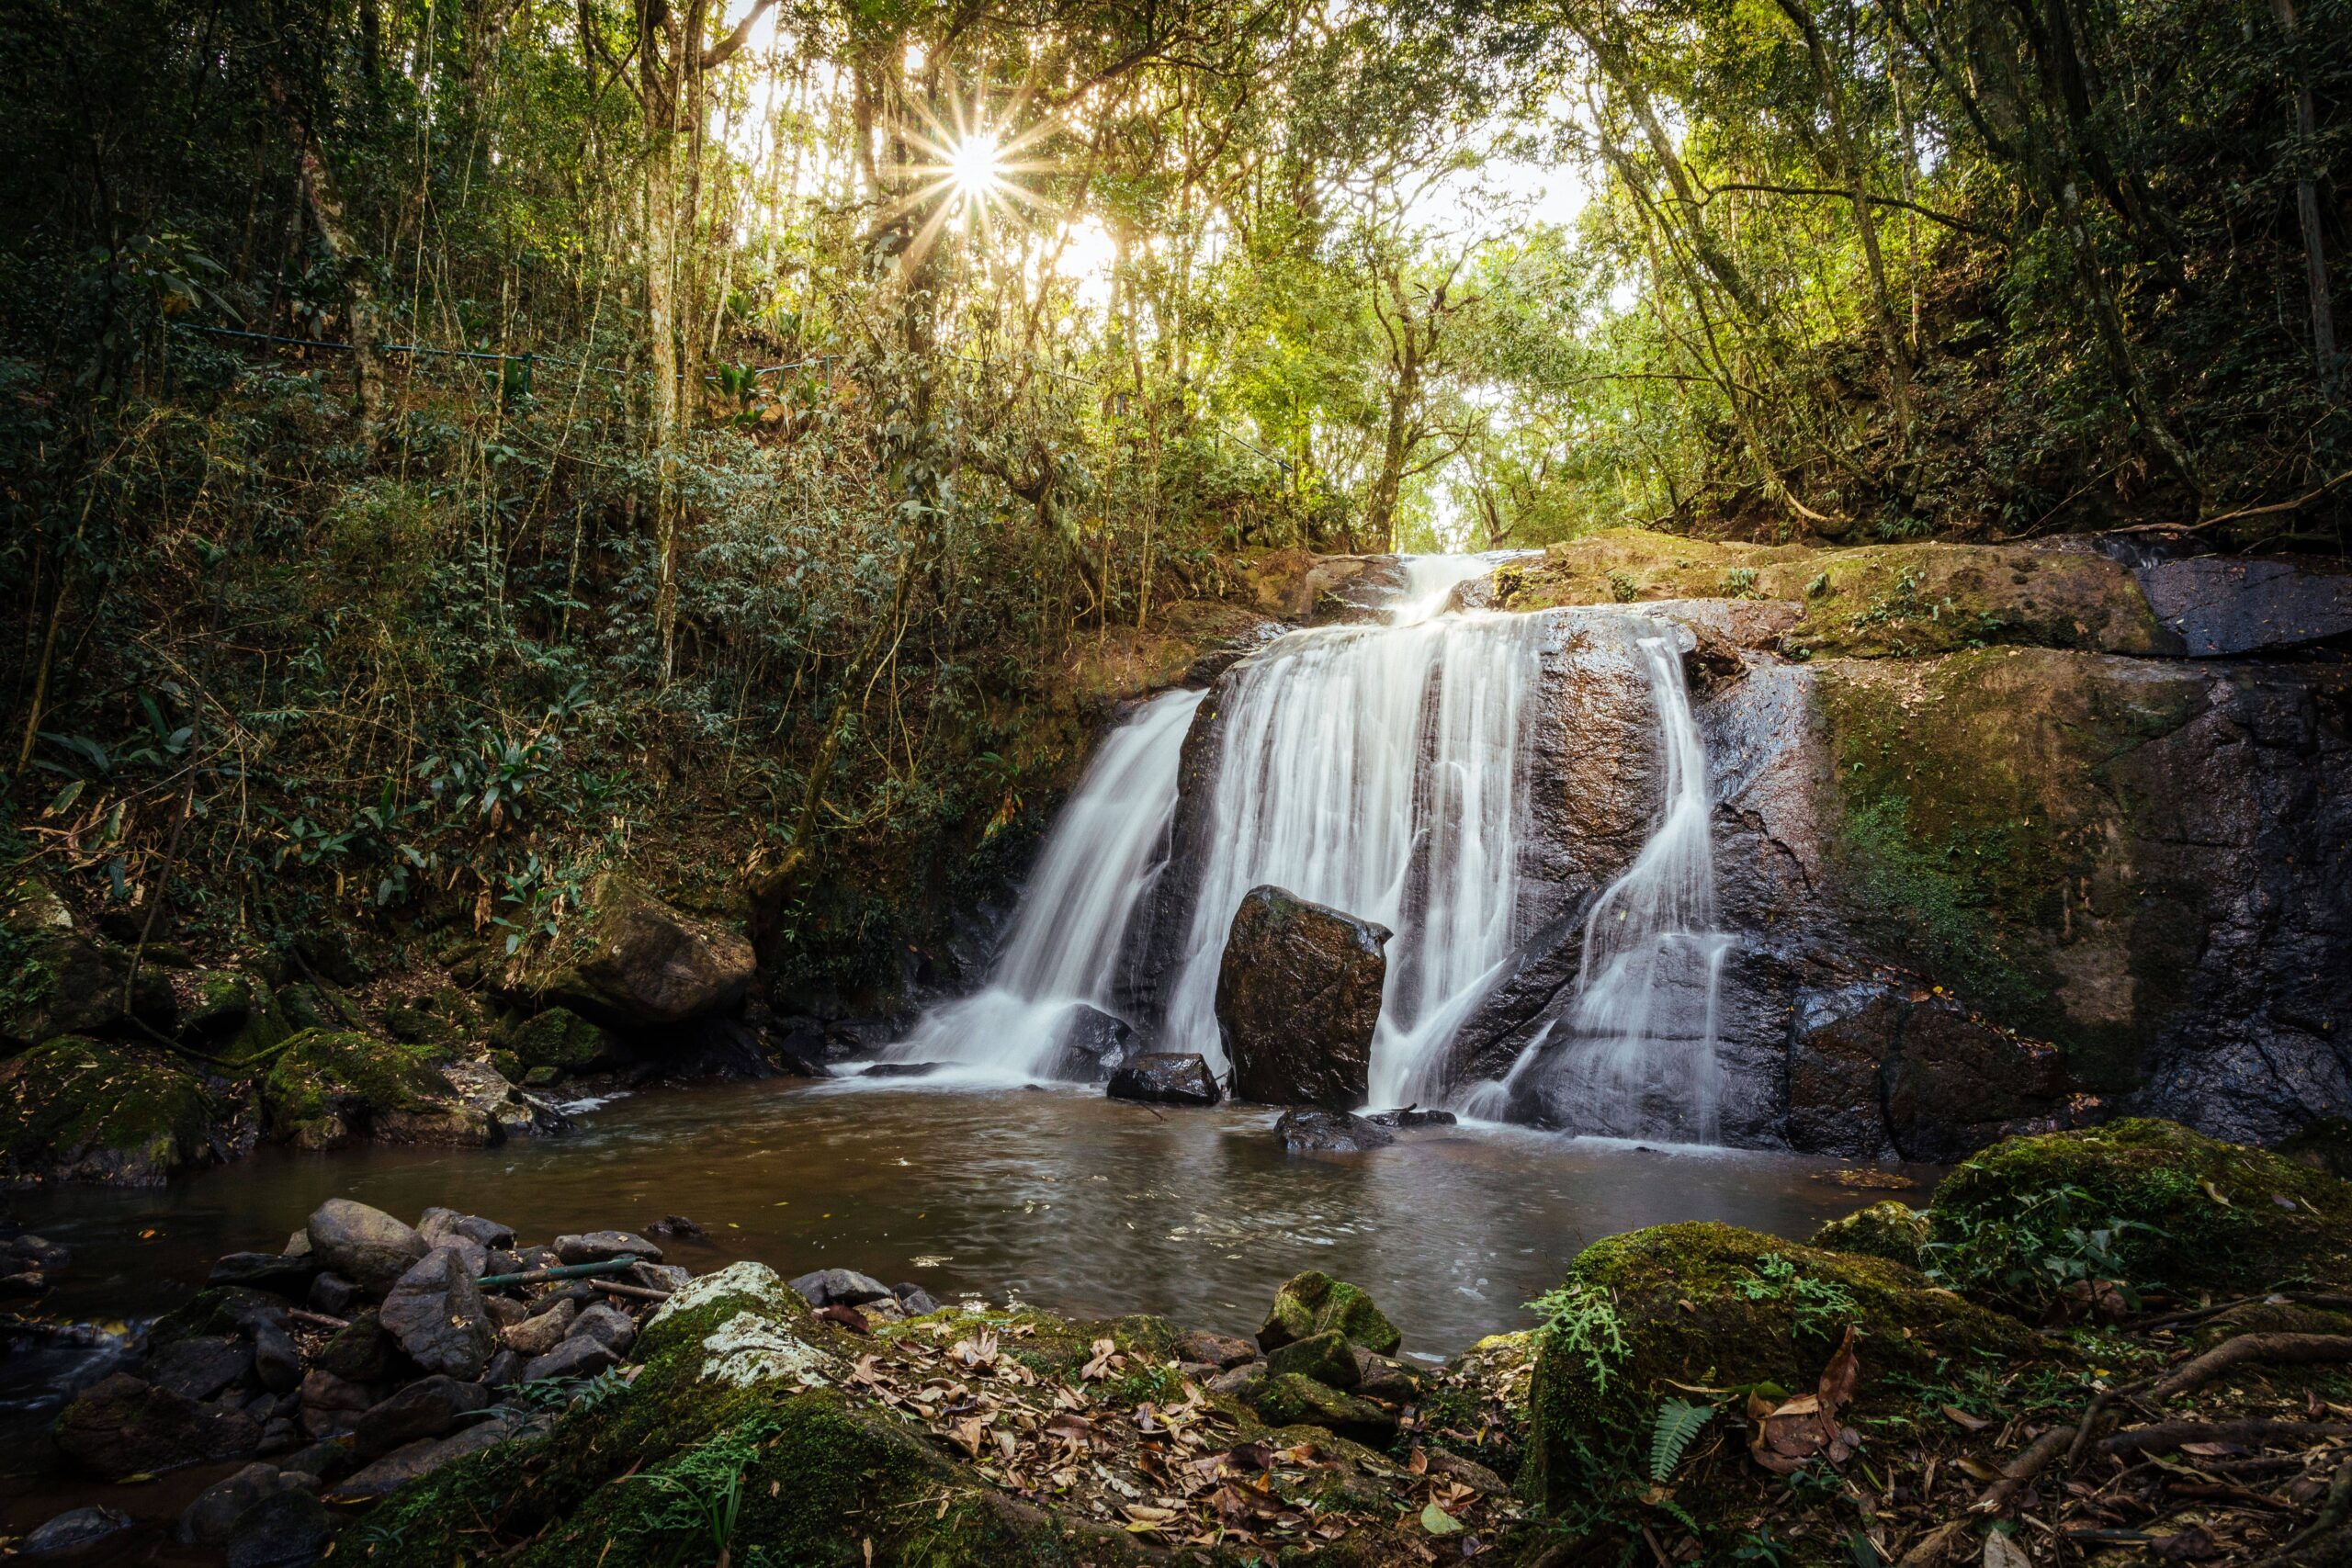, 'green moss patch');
1923,1119,2352,1306
0,1035,220,1185
497,1007,619,1072
259,1029,458,1149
